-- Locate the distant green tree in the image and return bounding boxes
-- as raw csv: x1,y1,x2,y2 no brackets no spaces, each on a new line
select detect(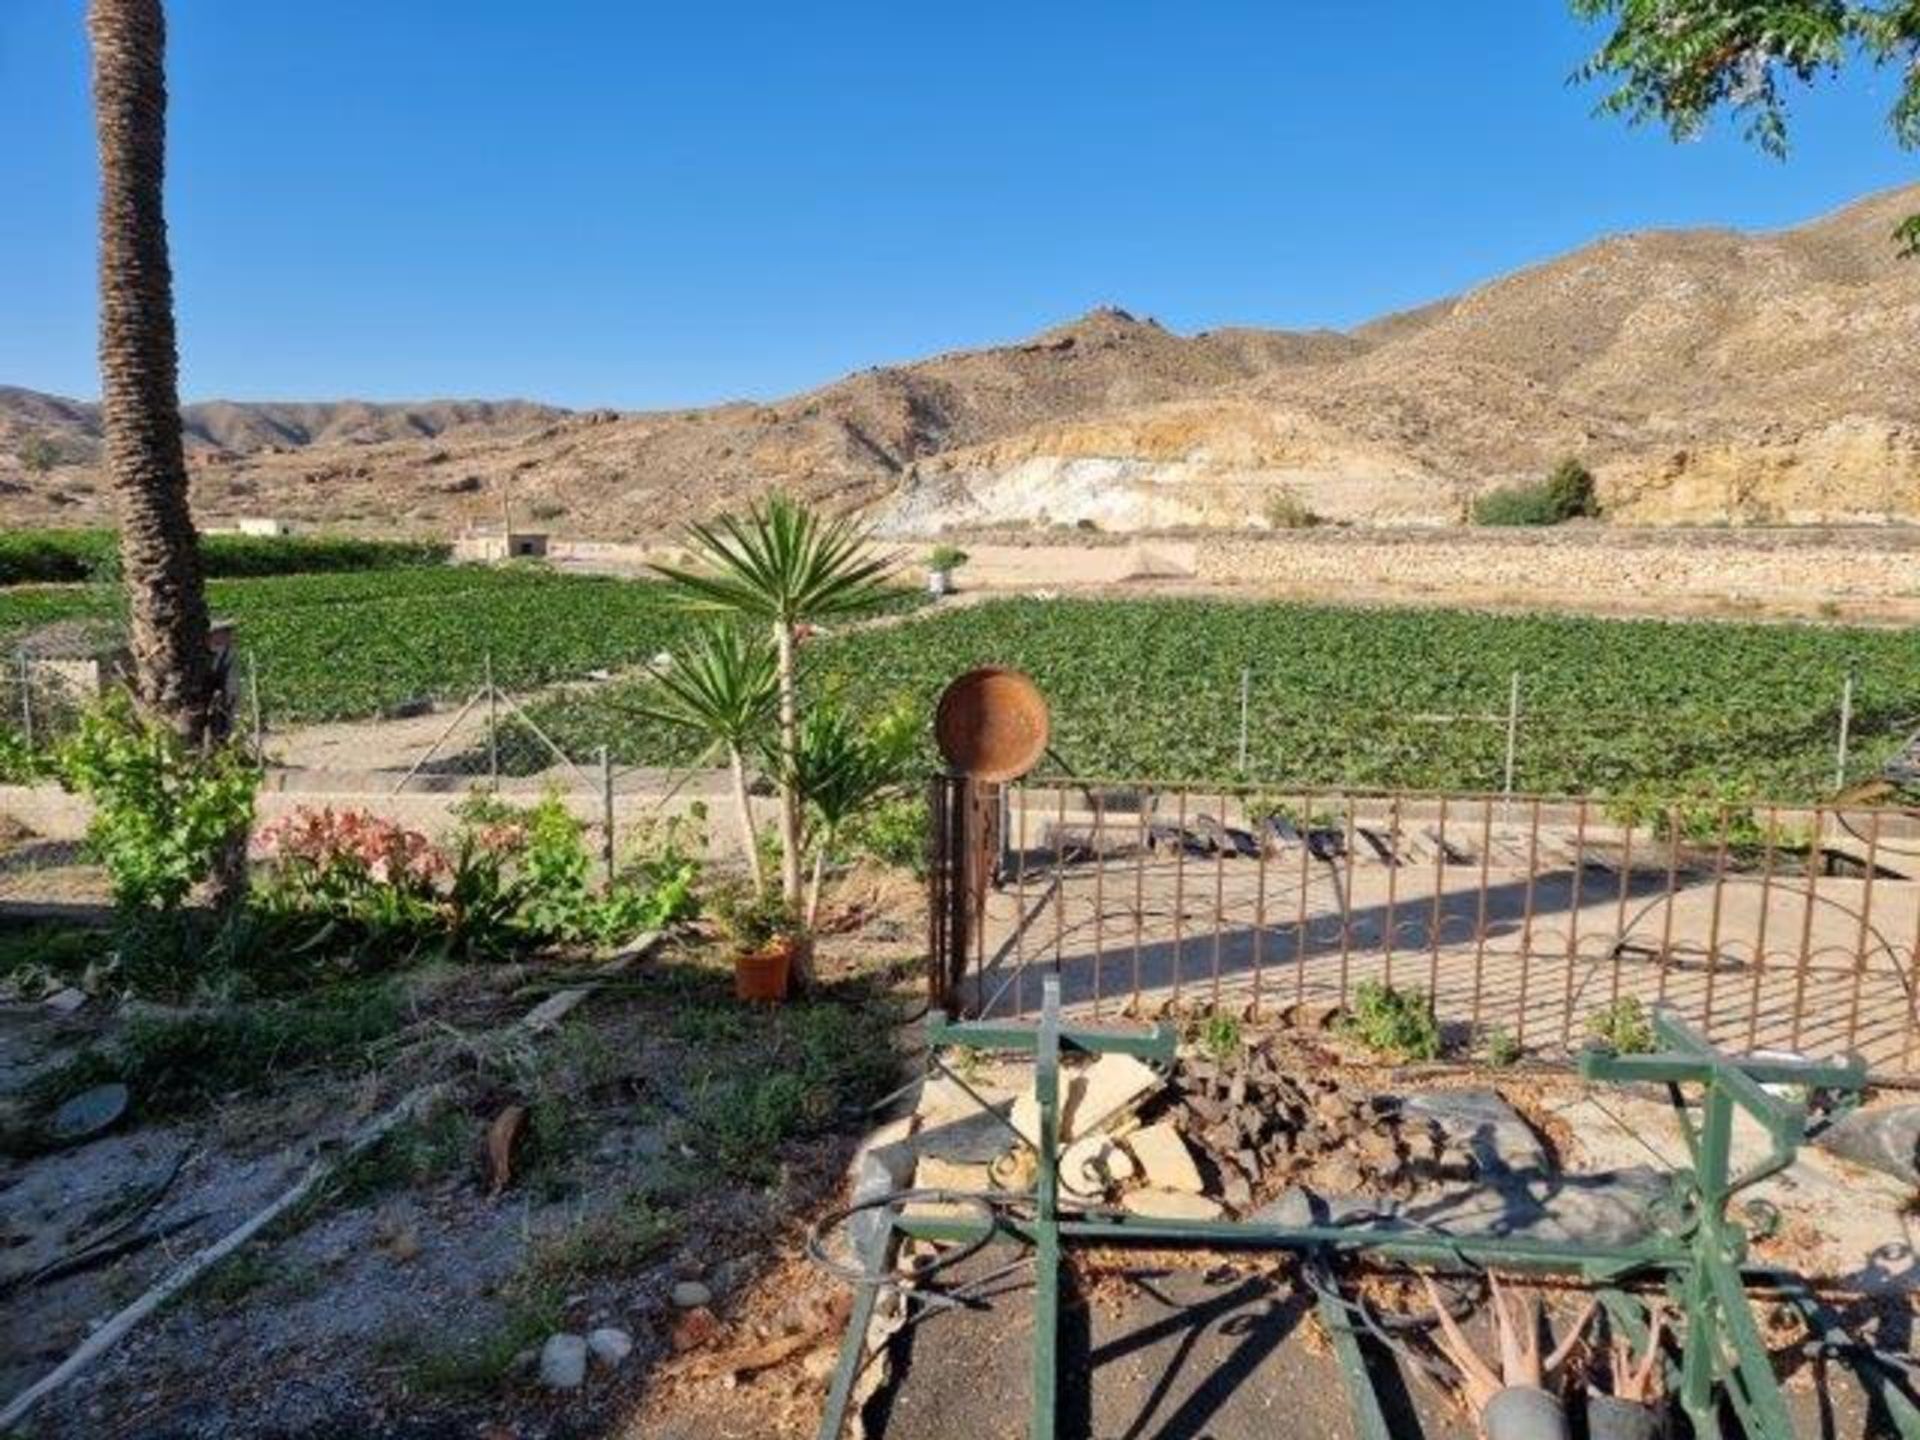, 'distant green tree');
19,436,60,476
1572,1,1920,256
1472,458,1601,526
1545,457,1600,519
